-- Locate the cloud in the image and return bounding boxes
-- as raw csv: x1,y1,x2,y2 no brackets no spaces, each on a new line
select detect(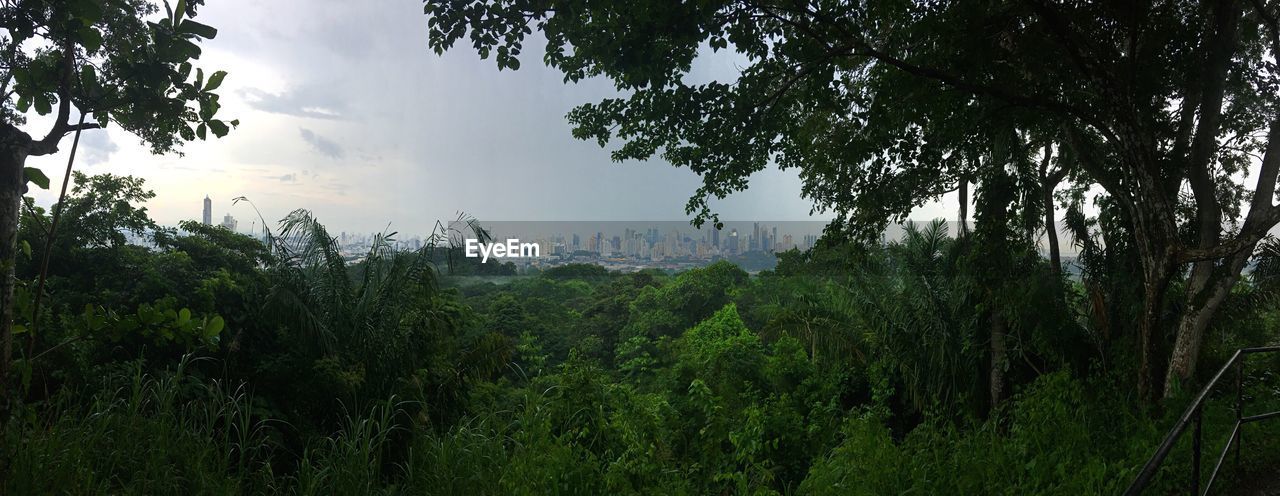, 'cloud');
299,128,345,159
275,173,297,182
320,182,348,196
240,87,346,120
78,130,119,165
